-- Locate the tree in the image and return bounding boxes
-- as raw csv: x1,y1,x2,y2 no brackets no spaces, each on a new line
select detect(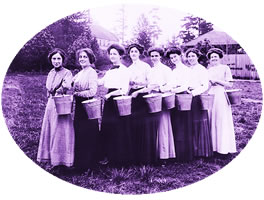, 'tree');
178,15,213,43
148,8,162,45
67,27,102,69
132,14,153,51
167,35,181,48
9,28,55,72
113,4,127,44
48,12,86,51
